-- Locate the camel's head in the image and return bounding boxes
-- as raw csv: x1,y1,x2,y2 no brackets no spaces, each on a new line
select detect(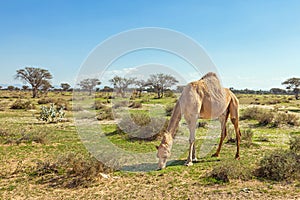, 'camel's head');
156,142,172,170
156,133,173,170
